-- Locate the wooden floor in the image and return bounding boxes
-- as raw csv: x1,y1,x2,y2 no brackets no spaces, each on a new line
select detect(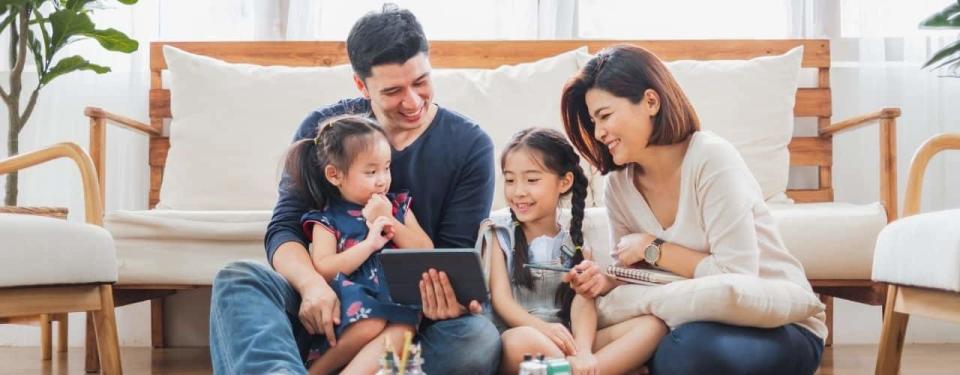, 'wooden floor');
0,344,958,374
